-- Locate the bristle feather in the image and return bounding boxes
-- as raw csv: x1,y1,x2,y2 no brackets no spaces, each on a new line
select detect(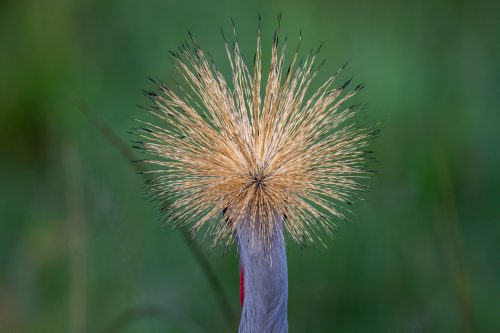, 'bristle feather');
137,20,376,248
